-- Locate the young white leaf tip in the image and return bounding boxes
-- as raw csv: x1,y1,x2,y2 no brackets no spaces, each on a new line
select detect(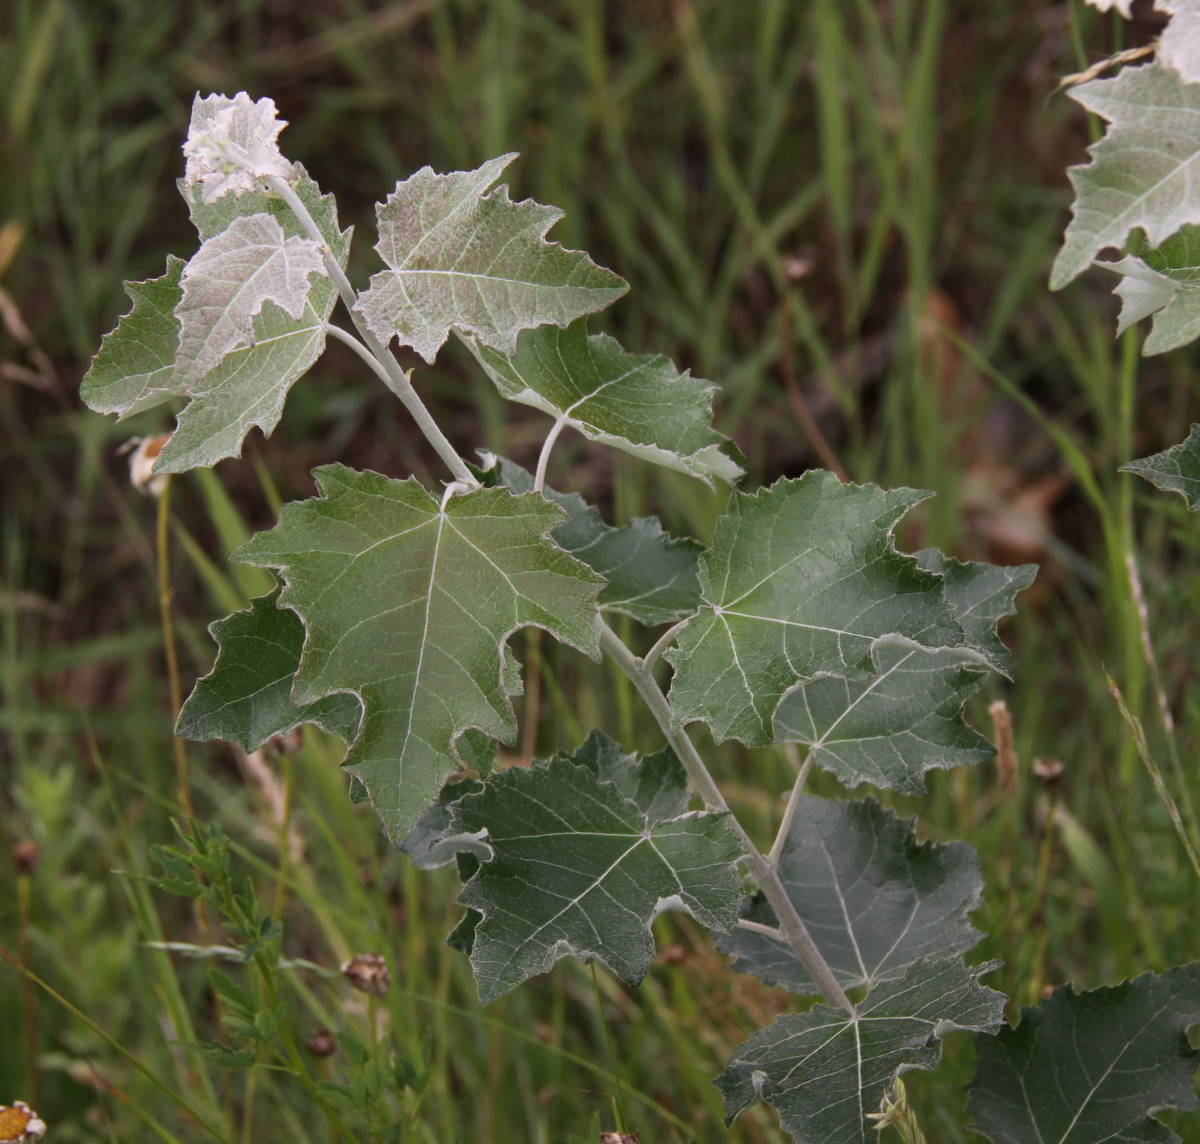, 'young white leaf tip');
184,92,296,204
